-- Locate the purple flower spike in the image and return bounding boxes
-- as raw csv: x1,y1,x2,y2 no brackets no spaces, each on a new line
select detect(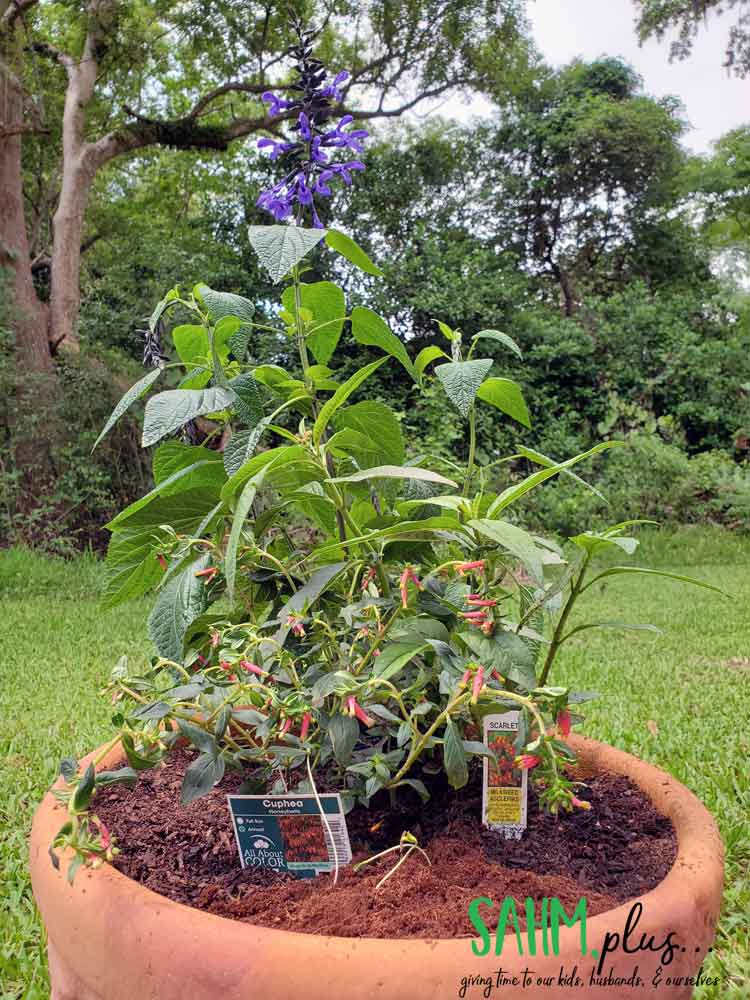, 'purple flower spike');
254,33,367,227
